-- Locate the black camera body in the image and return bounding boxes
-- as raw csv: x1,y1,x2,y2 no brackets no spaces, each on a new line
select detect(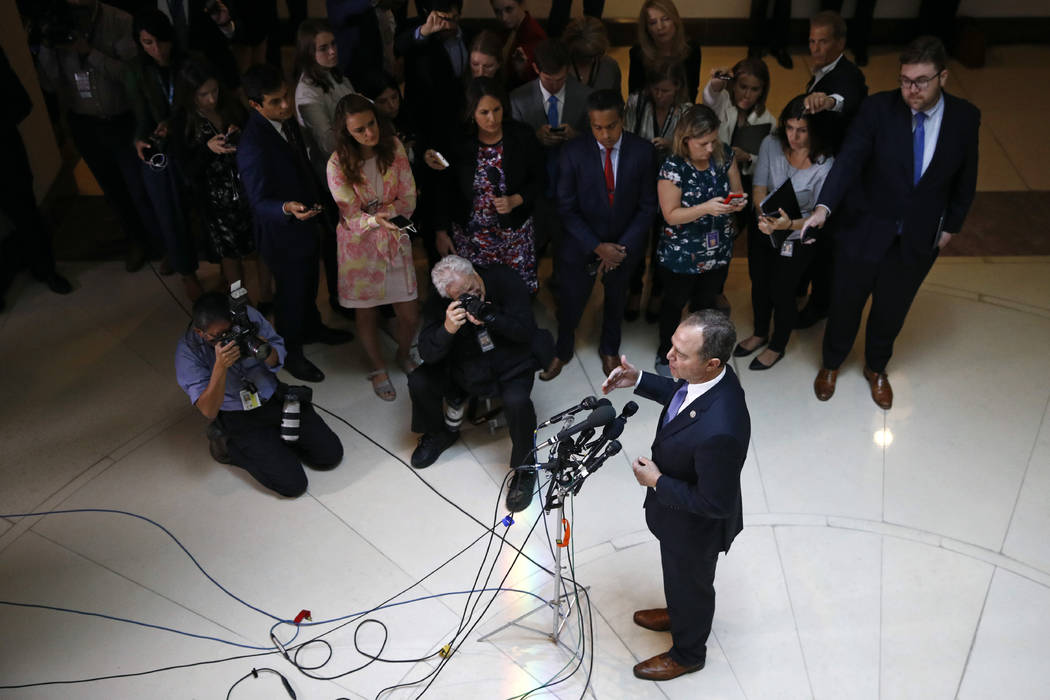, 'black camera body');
217,281,271,361
457,293,496,324
141,133,168,159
